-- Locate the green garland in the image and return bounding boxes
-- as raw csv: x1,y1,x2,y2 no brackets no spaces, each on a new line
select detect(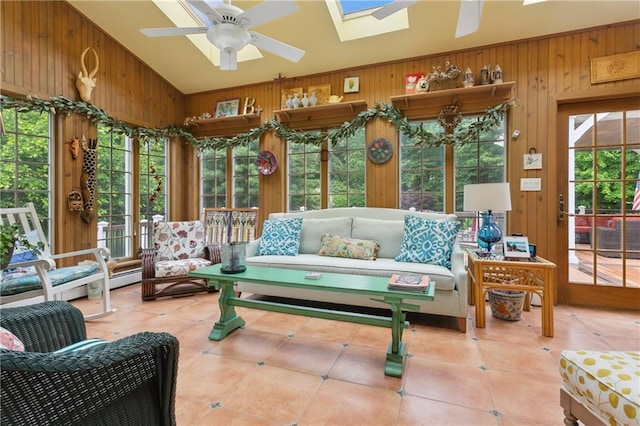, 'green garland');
1,94,509,151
